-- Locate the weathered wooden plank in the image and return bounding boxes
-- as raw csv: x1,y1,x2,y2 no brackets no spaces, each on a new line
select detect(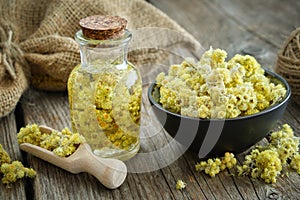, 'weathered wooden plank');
284,101,300,136
149,0,290,69
212,0,300,49
0,113,27,200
